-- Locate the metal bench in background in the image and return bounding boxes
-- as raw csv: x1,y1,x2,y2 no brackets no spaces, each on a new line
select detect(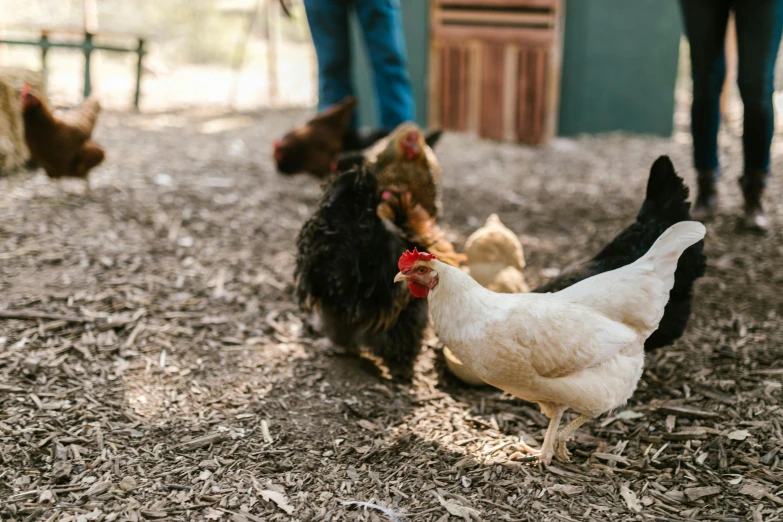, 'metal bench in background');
0,25,147,109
